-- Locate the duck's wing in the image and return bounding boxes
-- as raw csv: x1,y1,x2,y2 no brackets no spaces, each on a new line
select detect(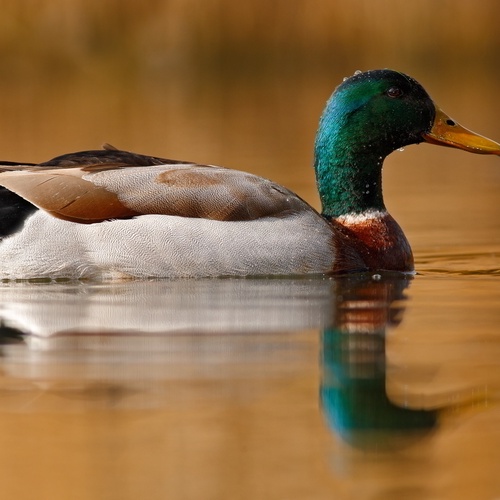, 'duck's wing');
0,148,312,224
